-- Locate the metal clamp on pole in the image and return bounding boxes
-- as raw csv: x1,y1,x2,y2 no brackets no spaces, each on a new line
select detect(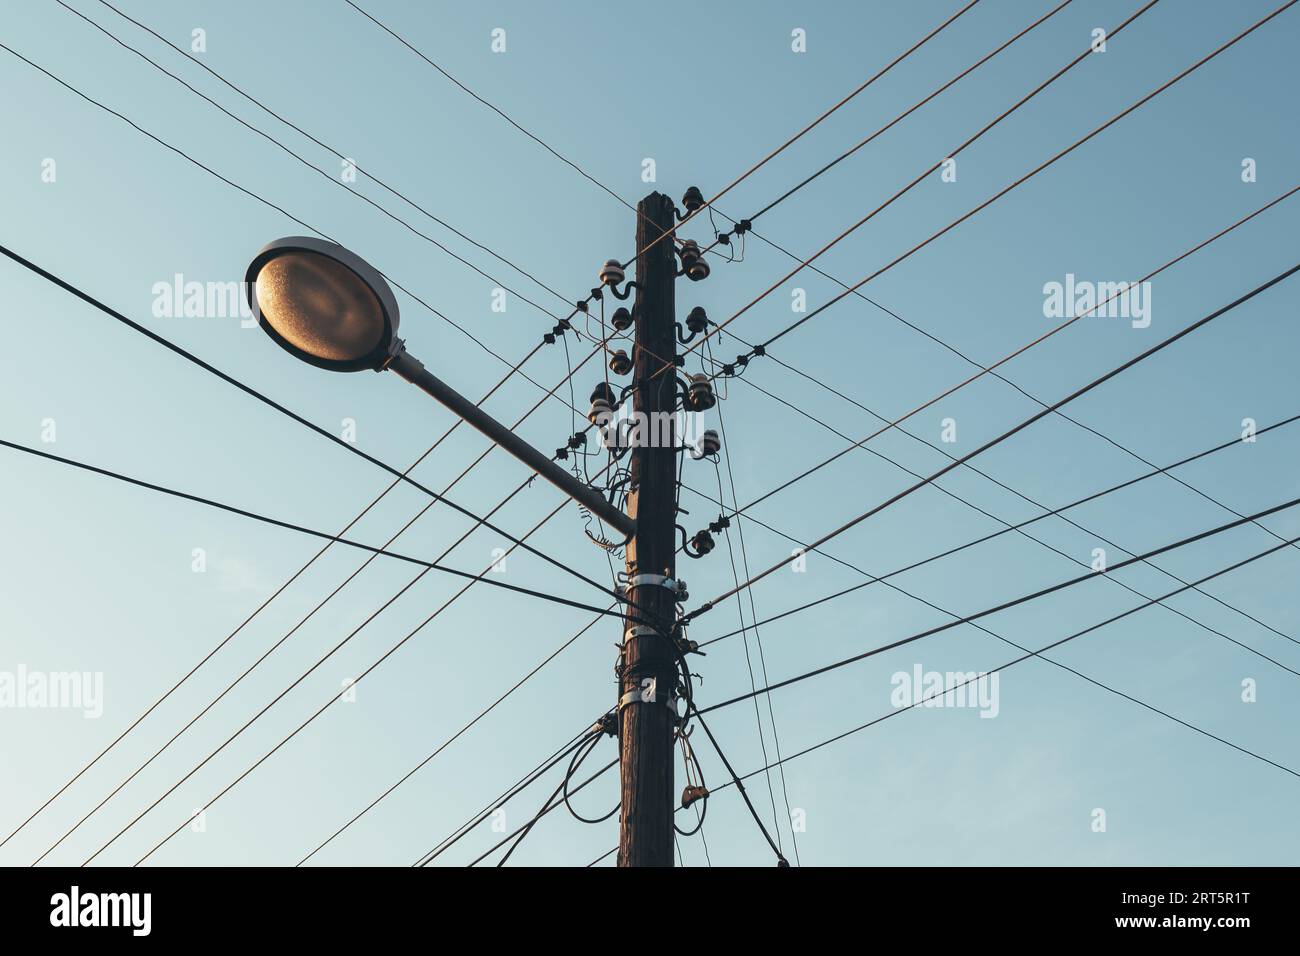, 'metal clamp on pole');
627,572,674,591
618,680,677,713
626,573,687,602
623,623,661,643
